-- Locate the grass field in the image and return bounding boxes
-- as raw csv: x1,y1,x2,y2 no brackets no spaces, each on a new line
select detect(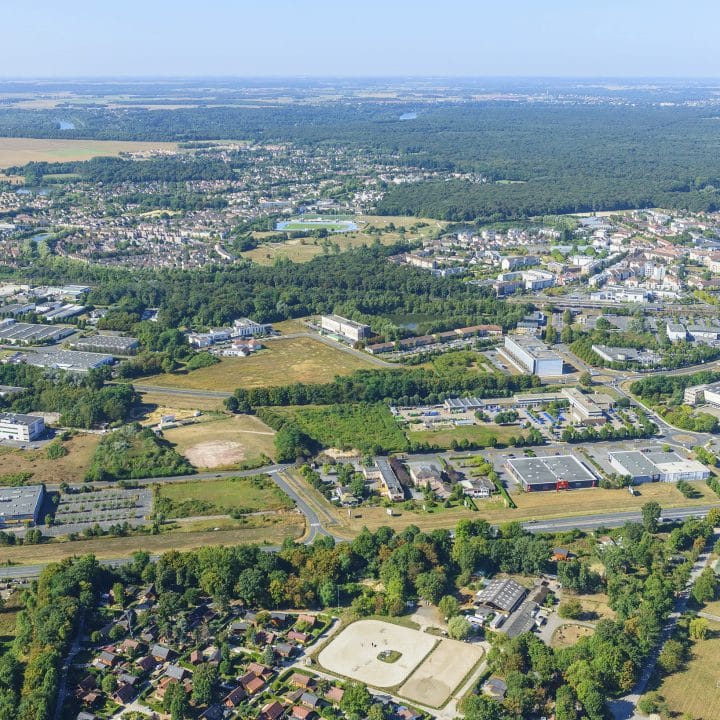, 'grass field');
243,214,448,265
157,476,292,517
0,138,178,168
163,414,276,468
406,424,519,449
550,624,594,649
0,434,99,484
269,403,408,453
0,593,20,642
143,337,377,391
0,515,304,566
137,390,226,413
649,621,720,720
